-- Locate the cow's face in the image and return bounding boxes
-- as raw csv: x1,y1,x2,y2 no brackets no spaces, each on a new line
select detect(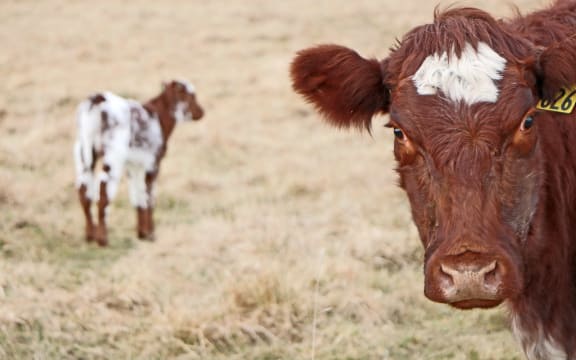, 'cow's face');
291,8,571,309
388,54,540,309
164,80,204,121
